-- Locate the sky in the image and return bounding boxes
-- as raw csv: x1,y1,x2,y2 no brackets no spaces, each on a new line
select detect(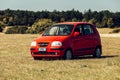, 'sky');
0,0,120,12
